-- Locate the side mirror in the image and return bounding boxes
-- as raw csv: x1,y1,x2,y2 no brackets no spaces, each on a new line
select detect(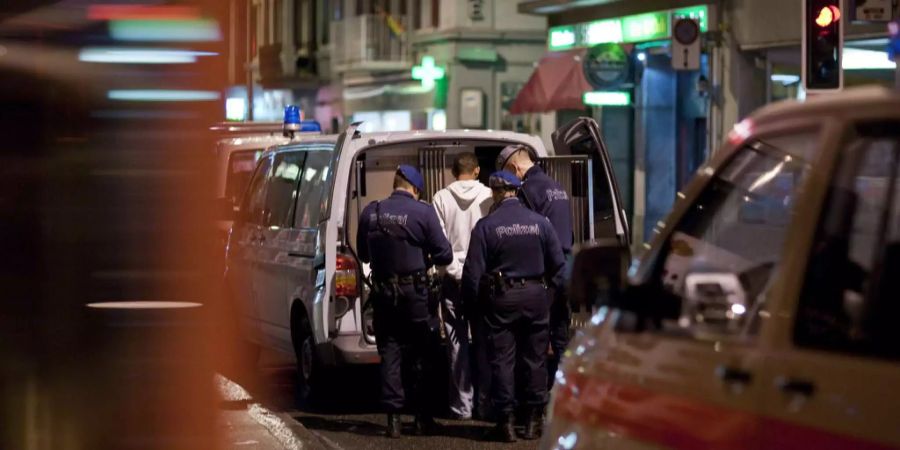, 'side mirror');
683,272,748,334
